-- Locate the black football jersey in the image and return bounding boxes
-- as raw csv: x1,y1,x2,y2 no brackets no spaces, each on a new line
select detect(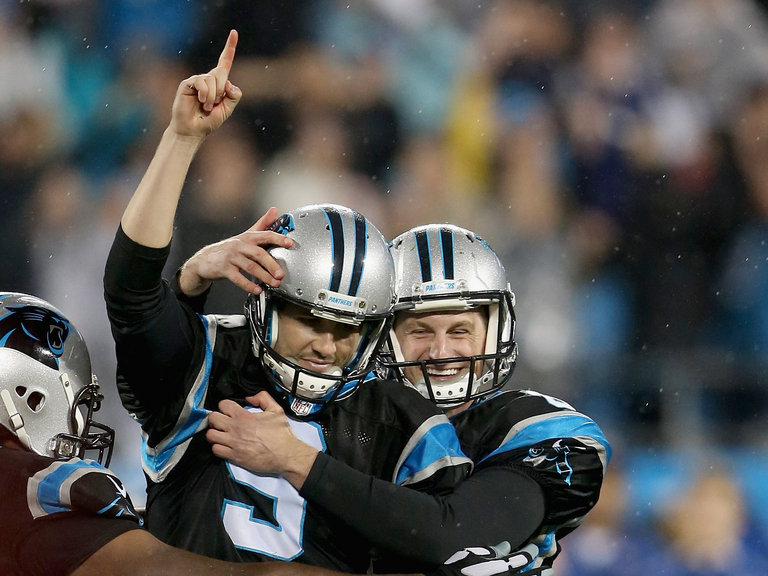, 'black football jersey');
0,449,142,576
105,225,471,570
297,388,610,573
122,313,470,571
451,389,611,571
